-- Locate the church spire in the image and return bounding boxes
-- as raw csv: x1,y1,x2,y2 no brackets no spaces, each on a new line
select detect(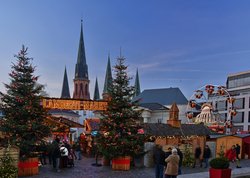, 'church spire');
134,68,141,97
103,53,113,96
61,66,71,98
75,20,88,79
93,77,100,100
73,20,90,99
